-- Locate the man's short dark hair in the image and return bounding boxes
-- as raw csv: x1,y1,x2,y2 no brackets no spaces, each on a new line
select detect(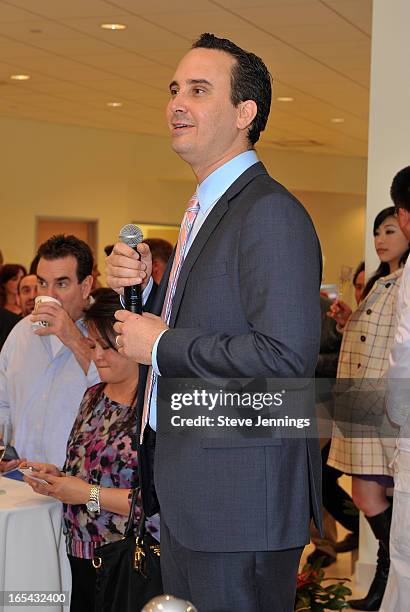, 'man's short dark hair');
37,234,93,282
353,261,365,286
391,166,410,212
144,238,173,264
17,273,35,293
192,33,272,146
29,253,39,275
